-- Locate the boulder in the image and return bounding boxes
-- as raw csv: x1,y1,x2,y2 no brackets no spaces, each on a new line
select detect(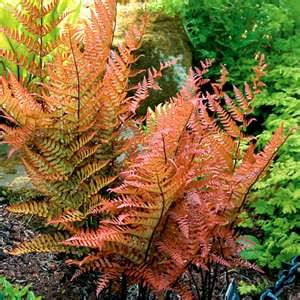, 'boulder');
114,0,193,114
8,176,32,191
